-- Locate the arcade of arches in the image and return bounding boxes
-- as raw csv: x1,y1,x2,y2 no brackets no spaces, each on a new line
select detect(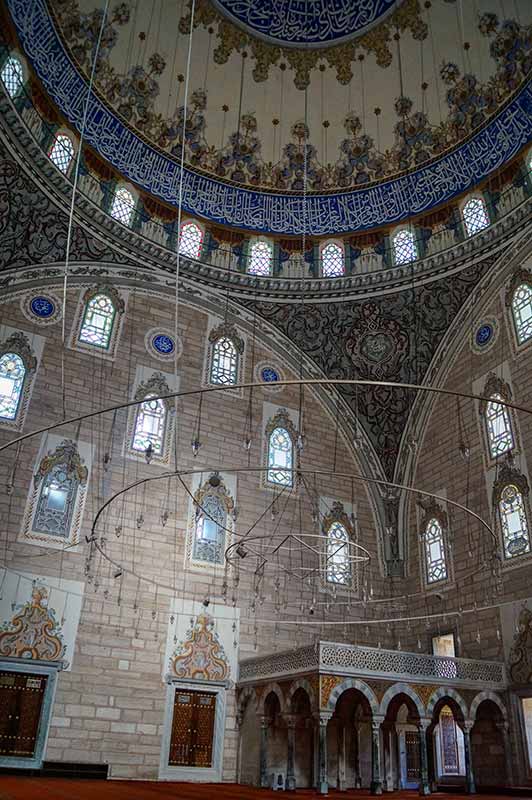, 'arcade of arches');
1,0,532,797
